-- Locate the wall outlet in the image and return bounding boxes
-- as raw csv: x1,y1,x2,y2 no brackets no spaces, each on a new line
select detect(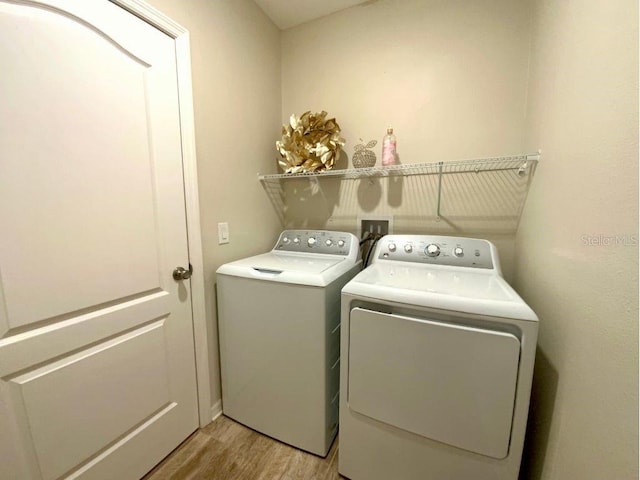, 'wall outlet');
360,219,390,238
